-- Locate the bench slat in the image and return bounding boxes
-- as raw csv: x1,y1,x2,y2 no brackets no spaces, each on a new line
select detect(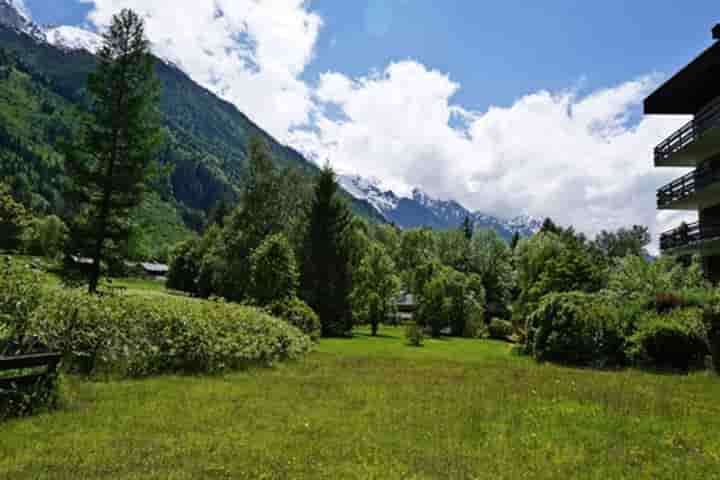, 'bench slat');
0,353,61,371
